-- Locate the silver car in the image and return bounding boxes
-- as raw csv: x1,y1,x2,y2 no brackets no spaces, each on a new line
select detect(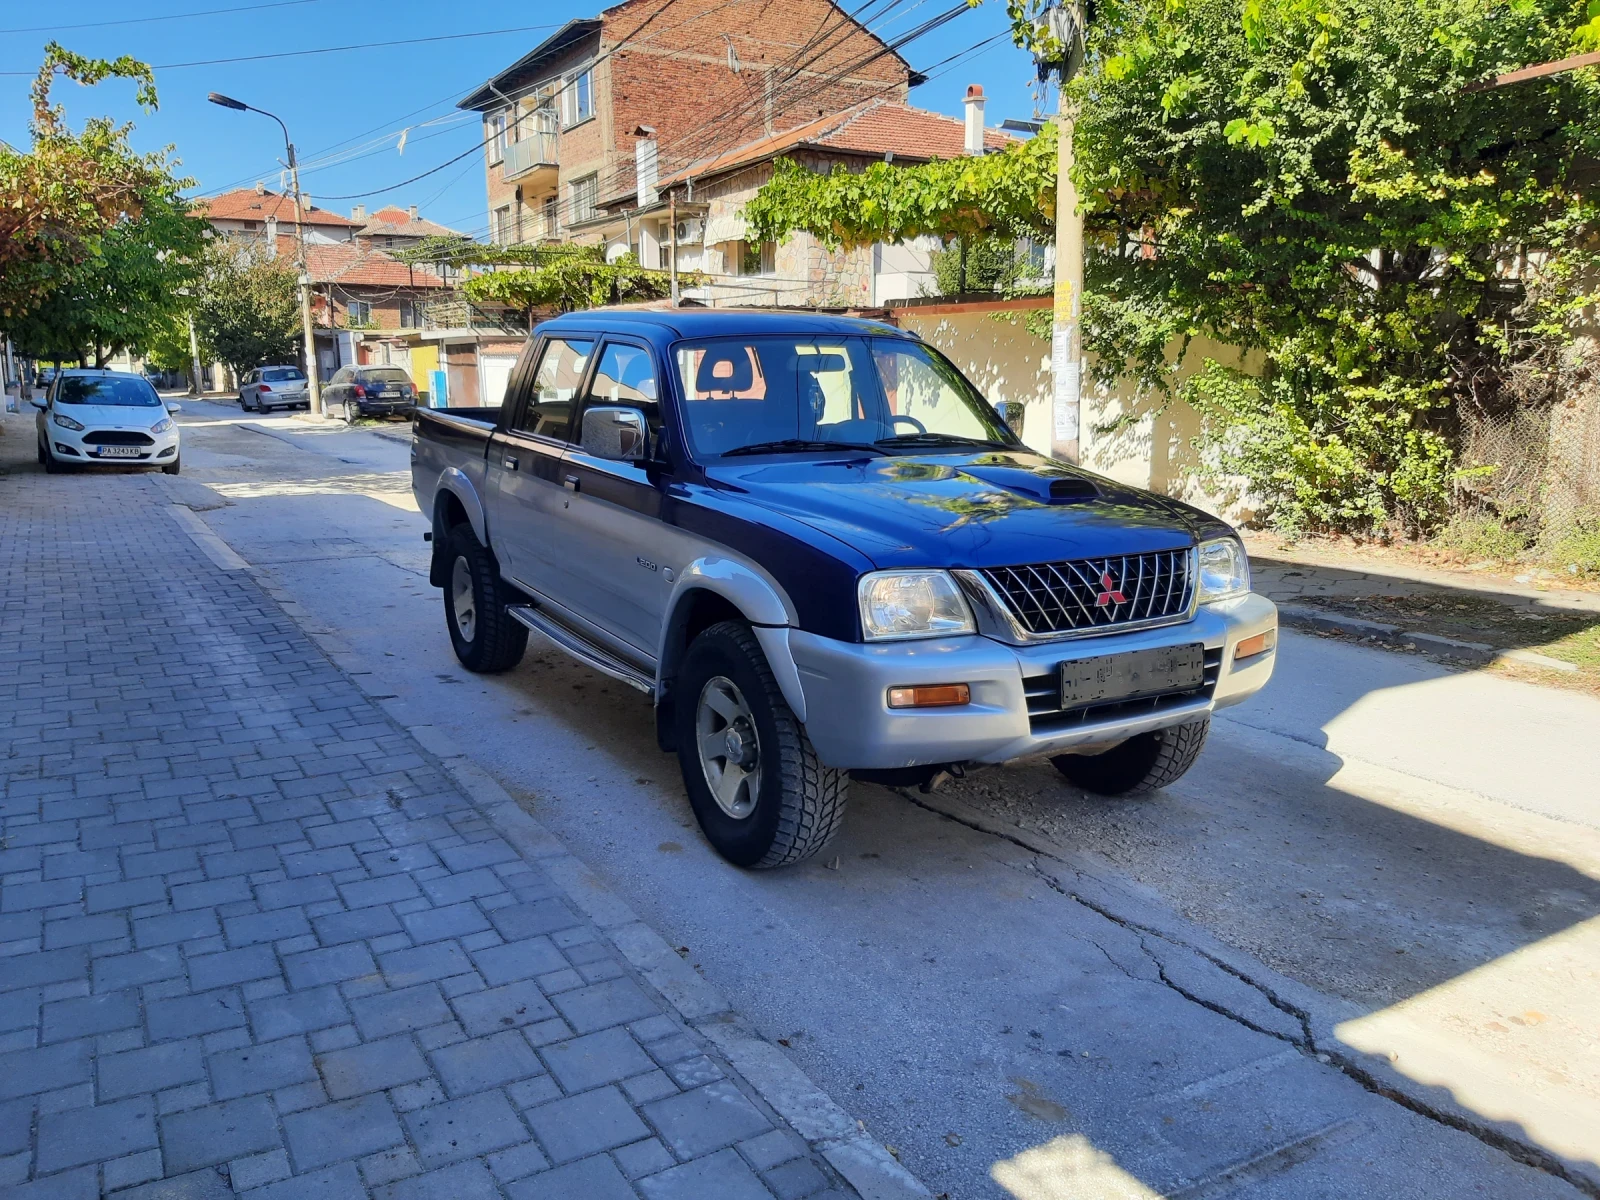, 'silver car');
239,365,310,412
